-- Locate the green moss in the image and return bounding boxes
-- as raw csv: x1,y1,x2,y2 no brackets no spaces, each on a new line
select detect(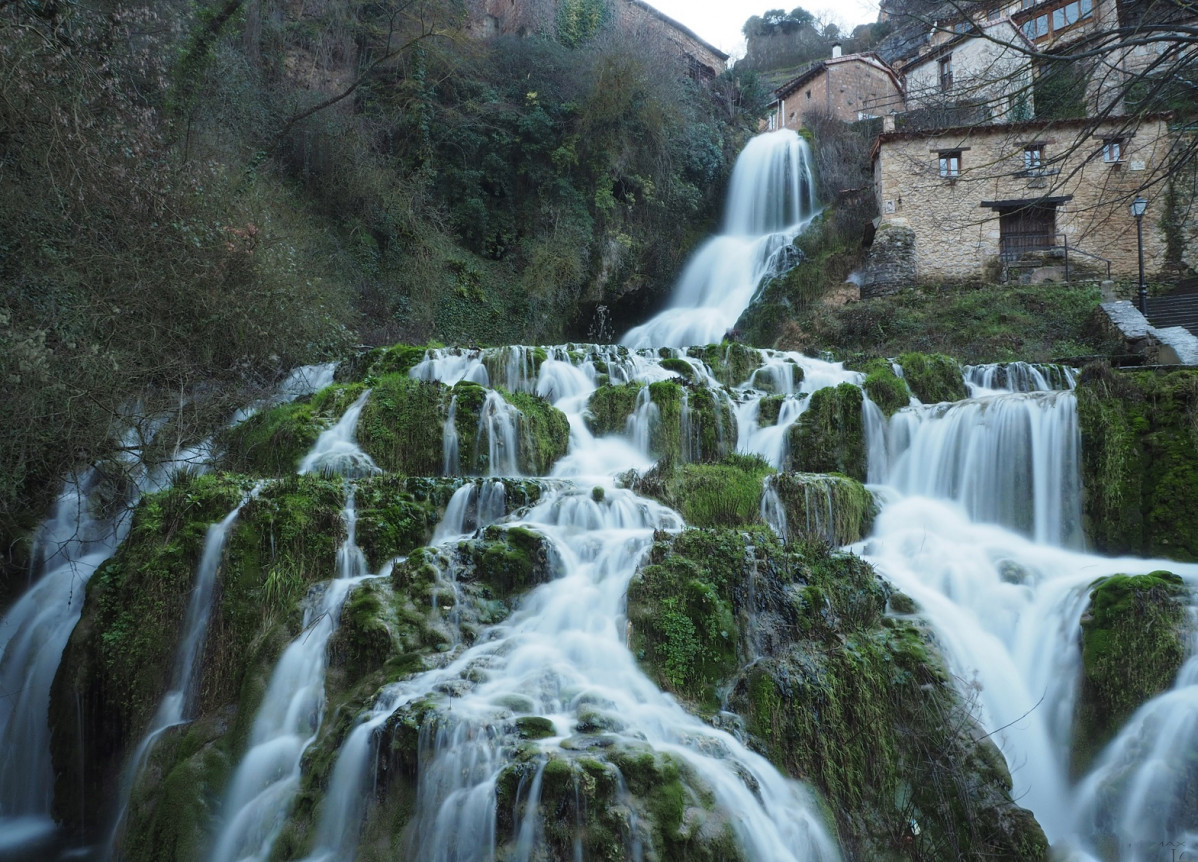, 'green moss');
353,474,448,571
503,389,570,475
659,357,696,380
788,383,867,481
357,373,447,476
458,525,556,600
627,530,747,709
1072,571,1189,773
756,394,786,426
371,343,430,377
852,357,912,417
897,353,967,404
584,381,641,436
771,472,876,546
687,342,764,386
1076,365,1198,561
220,384,367,476
629,454,774,529
515,716,556,739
